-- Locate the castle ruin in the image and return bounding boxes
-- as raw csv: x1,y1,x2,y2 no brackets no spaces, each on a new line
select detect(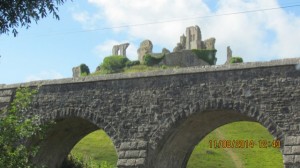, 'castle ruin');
185,25,202,49
108,25,217,68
